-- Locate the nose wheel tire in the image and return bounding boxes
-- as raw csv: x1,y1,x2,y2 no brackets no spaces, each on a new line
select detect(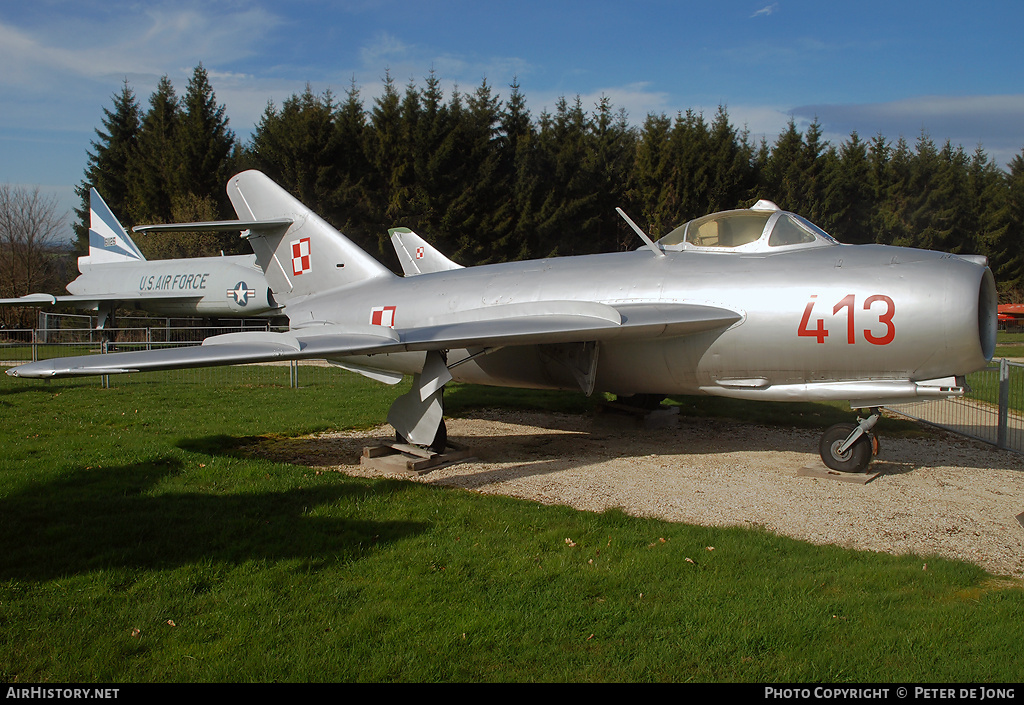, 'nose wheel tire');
819,423,874,473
